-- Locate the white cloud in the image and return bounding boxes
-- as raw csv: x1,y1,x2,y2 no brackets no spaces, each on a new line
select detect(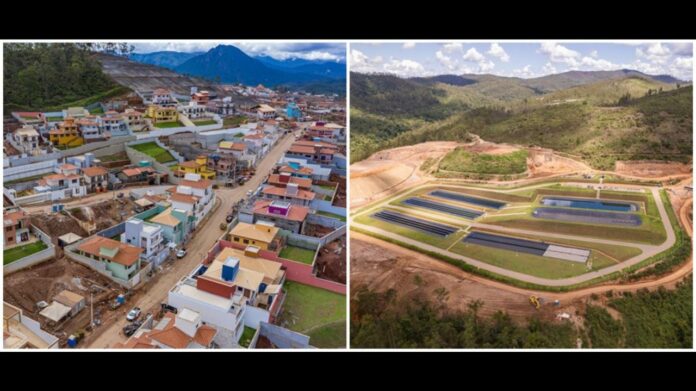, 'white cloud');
463,47,485,62
580,56,620,71
402,42,416,49
443,43,464,53
589,50,599,58
542,62,557,74
382,59,427,77
350,49,382,73
538,42,580,67
436,50,456,71
637,42,671,64
512,64,536,78
487,43,510,62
